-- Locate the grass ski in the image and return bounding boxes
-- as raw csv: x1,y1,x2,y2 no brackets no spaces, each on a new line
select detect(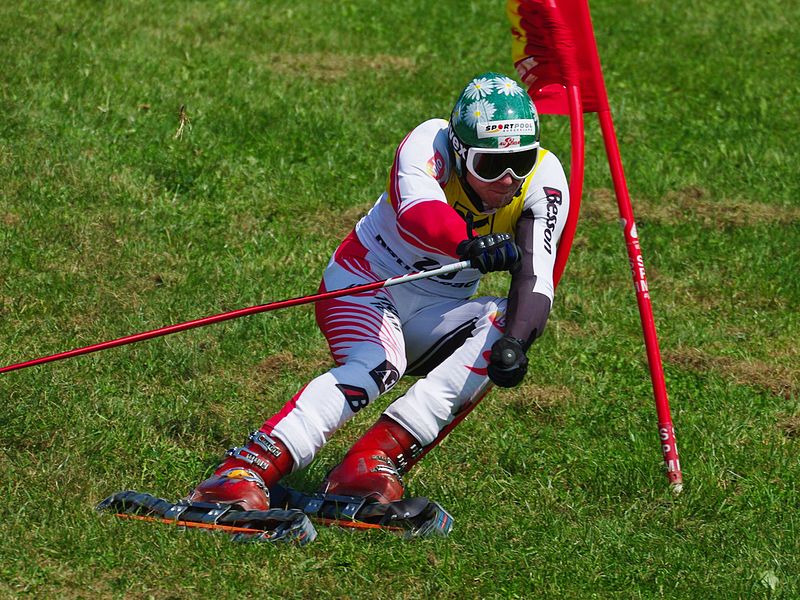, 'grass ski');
97,486,453,543
270,483,454,538
97,490,318,544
